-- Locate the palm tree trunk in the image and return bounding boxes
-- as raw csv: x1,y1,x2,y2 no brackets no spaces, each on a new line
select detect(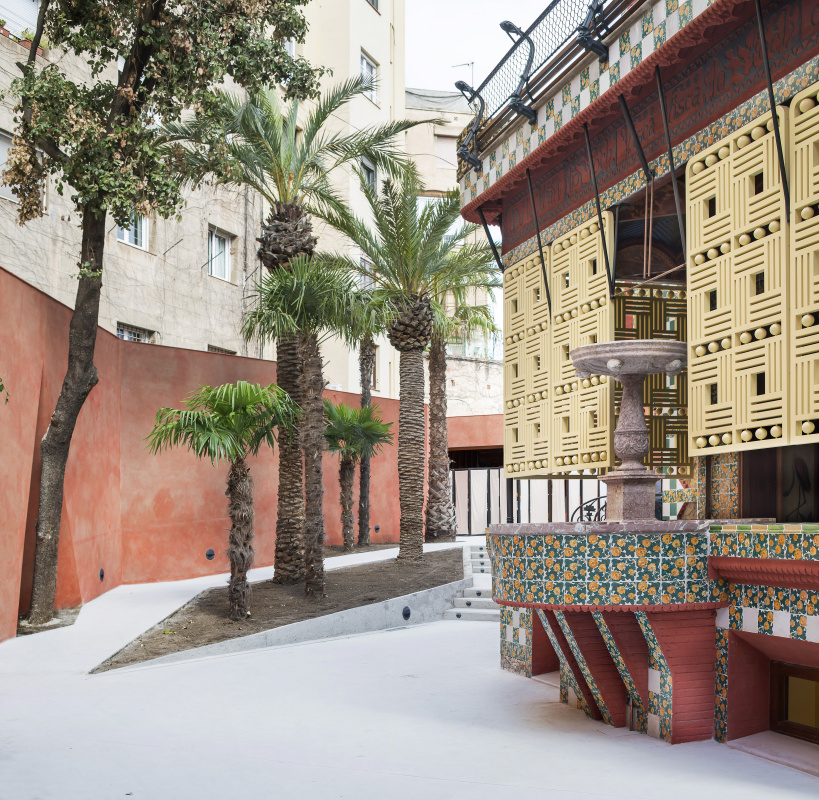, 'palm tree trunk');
227,456,254,620
358,336,376,546
340,457,356,552
28,209,105,625
273,335,305,584
397,348,425,560
425,332,456,541
302,331,326,595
